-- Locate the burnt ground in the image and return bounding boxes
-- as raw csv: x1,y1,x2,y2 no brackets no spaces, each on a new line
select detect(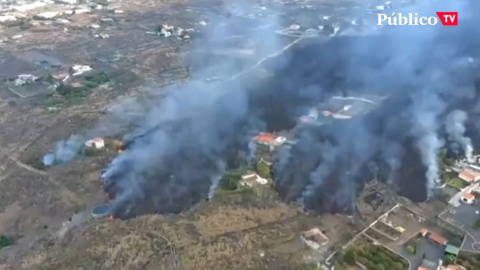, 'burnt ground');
0,0,434,269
